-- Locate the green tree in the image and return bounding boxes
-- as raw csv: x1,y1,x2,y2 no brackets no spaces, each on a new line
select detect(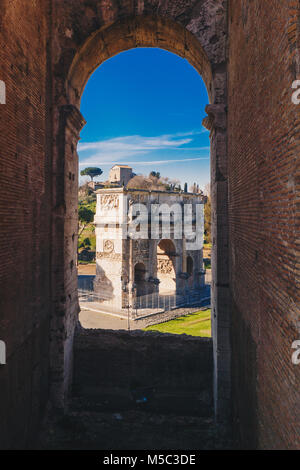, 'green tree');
78,206,94,236
80,167,103,181
149,171,160,179
83,237,91,247
204,196,211,244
